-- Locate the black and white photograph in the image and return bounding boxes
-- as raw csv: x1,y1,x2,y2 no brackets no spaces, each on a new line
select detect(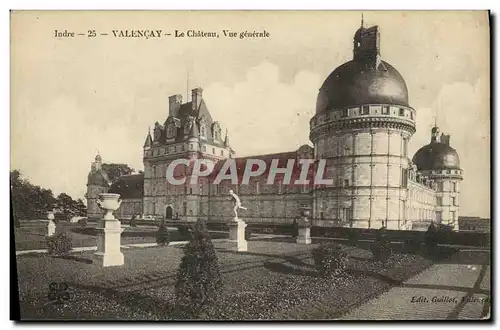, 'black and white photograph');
10,10,491,321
